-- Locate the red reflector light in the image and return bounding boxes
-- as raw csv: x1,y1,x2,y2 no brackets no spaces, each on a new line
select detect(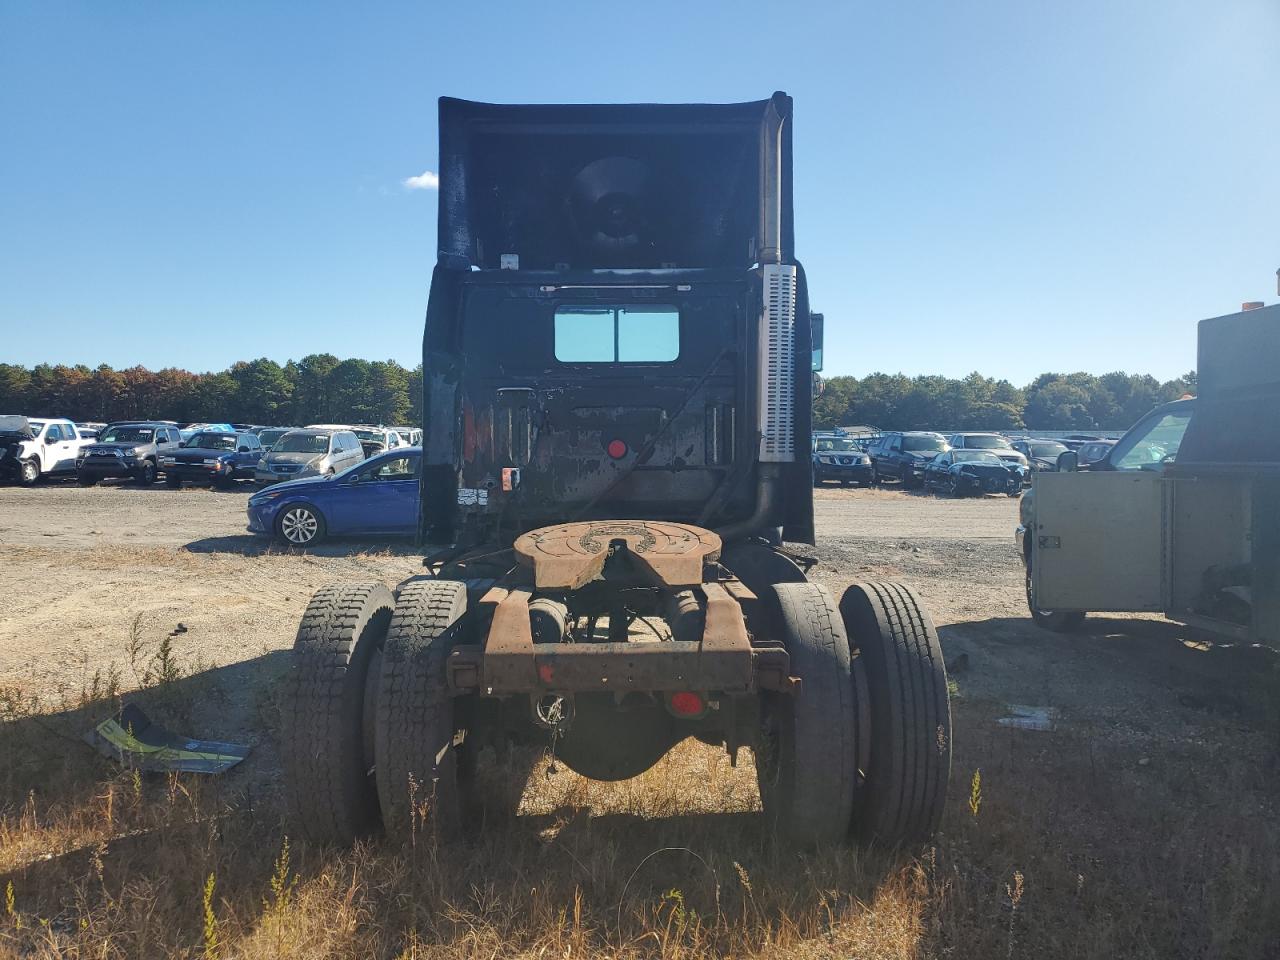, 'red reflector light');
606,439,628,459
669,691,704,716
